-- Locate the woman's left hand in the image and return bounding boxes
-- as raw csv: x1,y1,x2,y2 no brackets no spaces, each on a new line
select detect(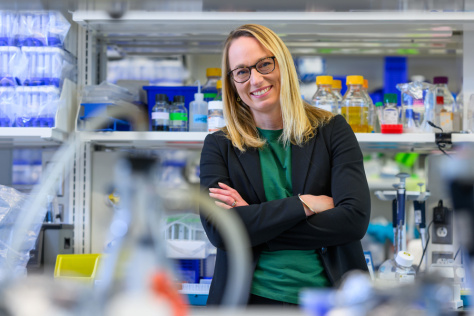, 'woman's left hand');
209,182,249,209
